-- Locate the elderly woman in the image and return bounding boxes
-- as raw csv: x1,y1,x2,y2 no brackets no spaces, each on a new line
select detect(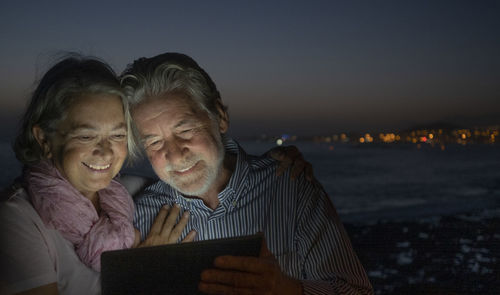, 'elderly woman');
0,56,162,294
0,55,310,295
